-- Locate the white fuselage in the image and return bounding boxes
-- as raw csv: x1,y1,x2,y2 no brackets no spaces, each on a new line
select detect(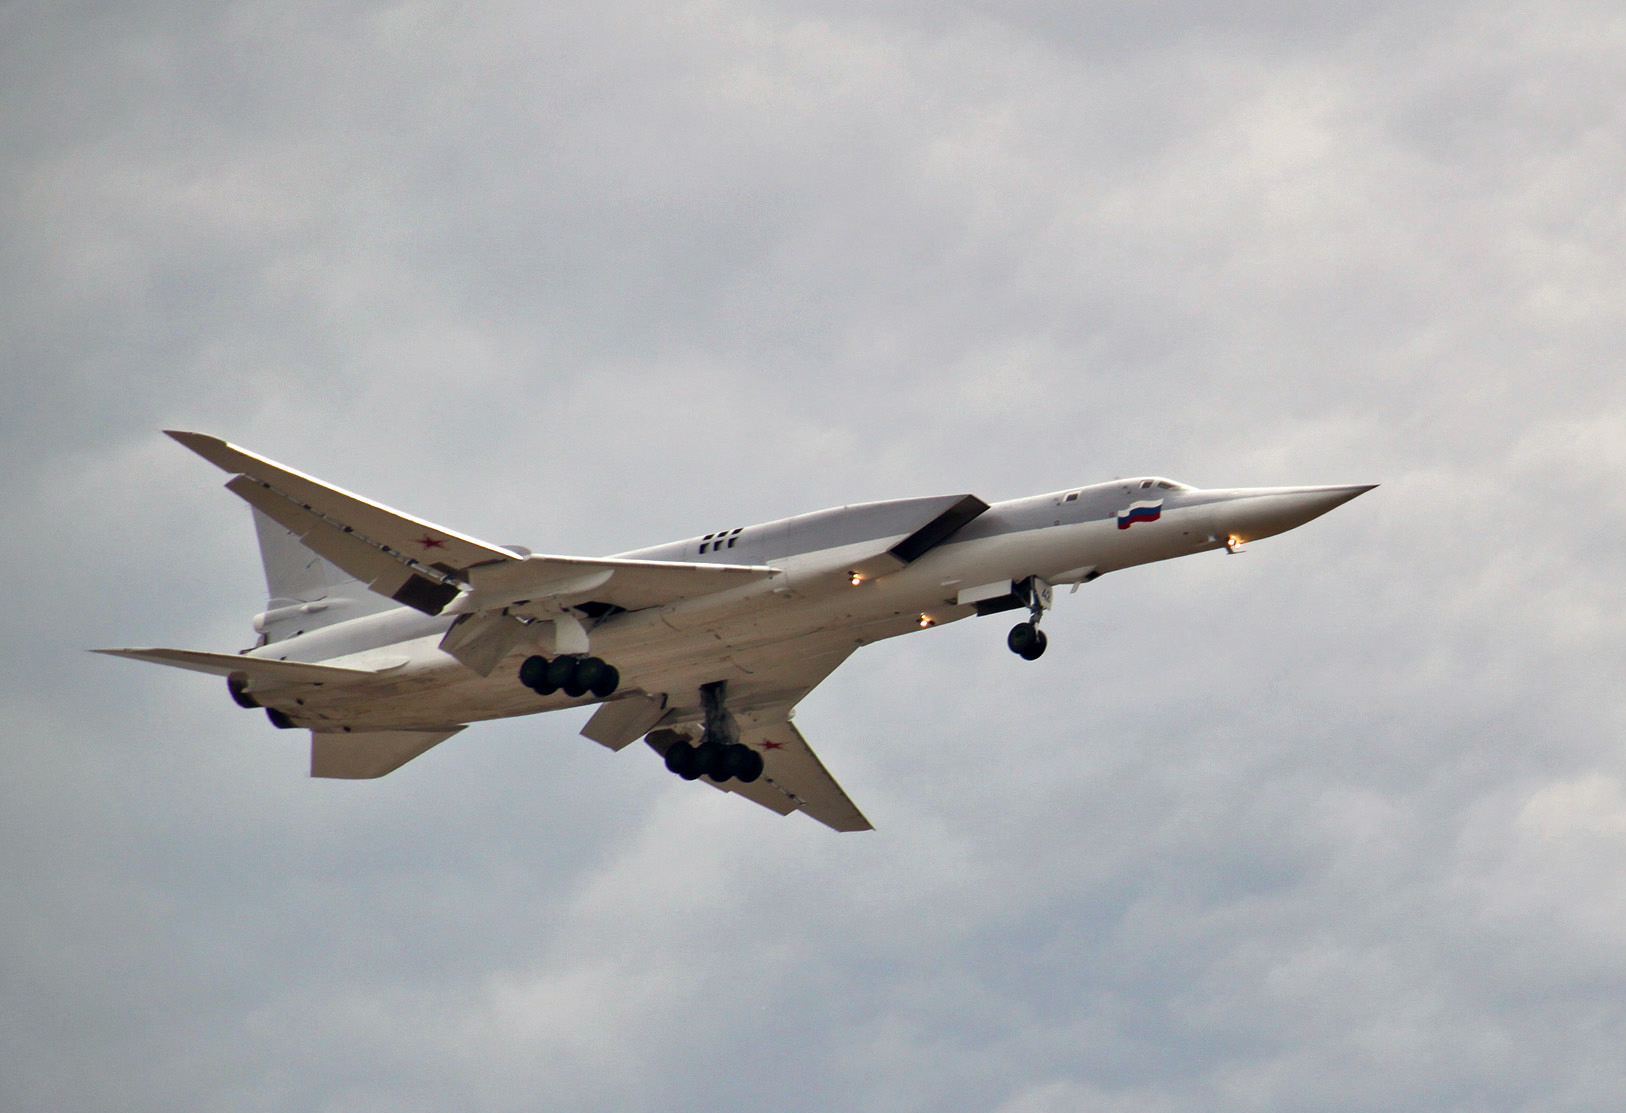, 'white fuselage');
243,479,1370,733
